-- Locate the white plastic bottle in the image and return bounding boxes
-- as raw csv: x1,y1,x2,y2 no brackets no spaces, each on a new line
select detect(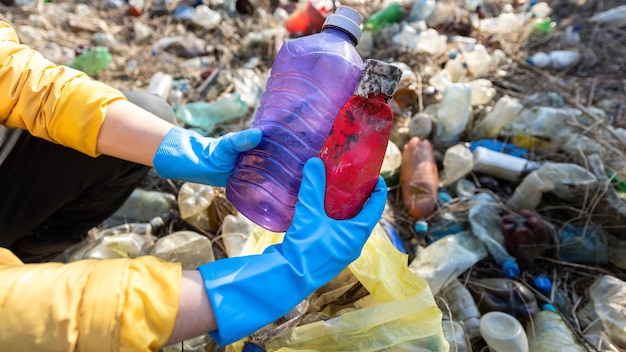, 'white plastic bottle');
480,311,529,352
